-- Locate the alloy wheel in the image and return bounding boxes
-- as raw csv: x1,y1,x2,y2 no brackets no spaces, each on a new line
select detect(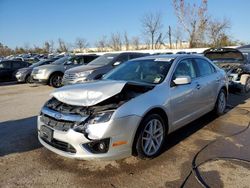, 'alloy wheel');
141,119,164,156
52,75,62,87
